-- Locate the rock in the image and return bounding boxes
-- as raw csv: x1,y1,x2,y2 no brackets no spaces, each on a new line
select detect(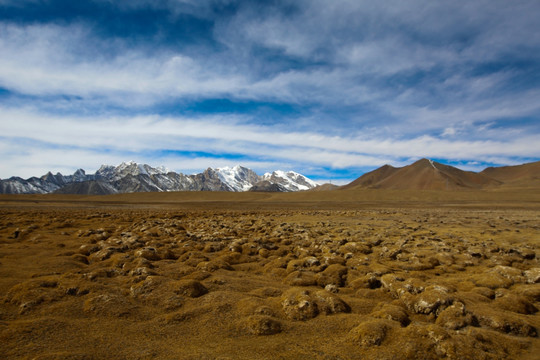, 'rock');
128,267,157,278
435,301,475,330
380,274,406,298
78,244,99,256
88,247,118,262
411,286,453,315
490,265,524,283
524,268,540,284
281,288,319,321
402,278,426,295
324,284,339,293
304,256,320,267
134,247,161,261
